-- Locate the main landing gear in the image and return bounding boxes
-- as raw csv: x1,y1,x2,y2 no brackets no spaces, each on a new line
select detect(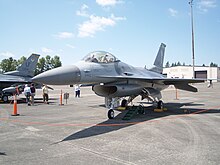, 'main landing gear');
157,100,164,109
107,98,164,119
